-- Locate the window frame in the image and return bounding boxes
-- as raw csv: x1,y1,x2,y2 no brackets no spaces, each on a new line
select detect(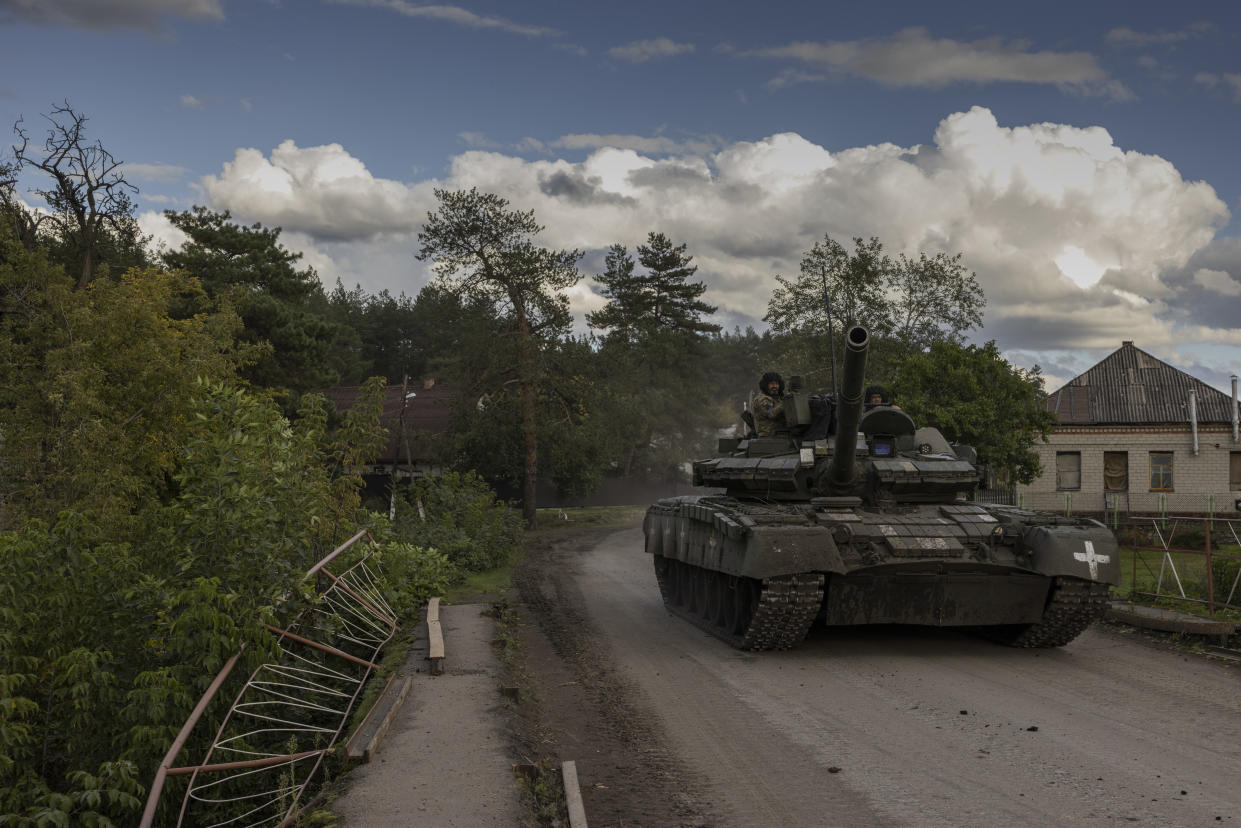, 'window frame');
1055,451,1081,491
1103,451,1129,492
1148,451,1174,492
